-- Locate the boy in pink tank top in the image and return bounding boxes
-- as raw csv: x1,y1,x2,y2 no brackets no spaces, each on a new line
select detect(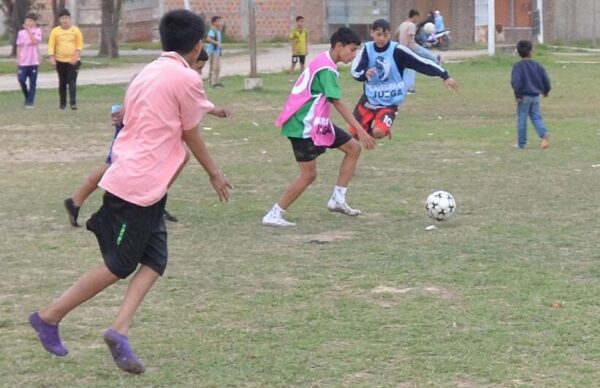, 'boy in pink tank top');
262,27,376,227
